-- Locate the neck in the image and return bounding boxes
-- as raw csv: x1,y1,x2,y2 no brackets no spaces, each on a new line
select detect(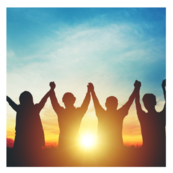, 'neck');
107,108,117,113
148,108,156,113
66,105,75,109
